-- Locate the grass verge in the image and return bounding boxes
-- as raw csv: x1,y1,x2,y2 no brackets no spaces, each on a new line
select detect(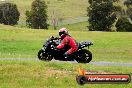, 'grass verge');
0,60,132,88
